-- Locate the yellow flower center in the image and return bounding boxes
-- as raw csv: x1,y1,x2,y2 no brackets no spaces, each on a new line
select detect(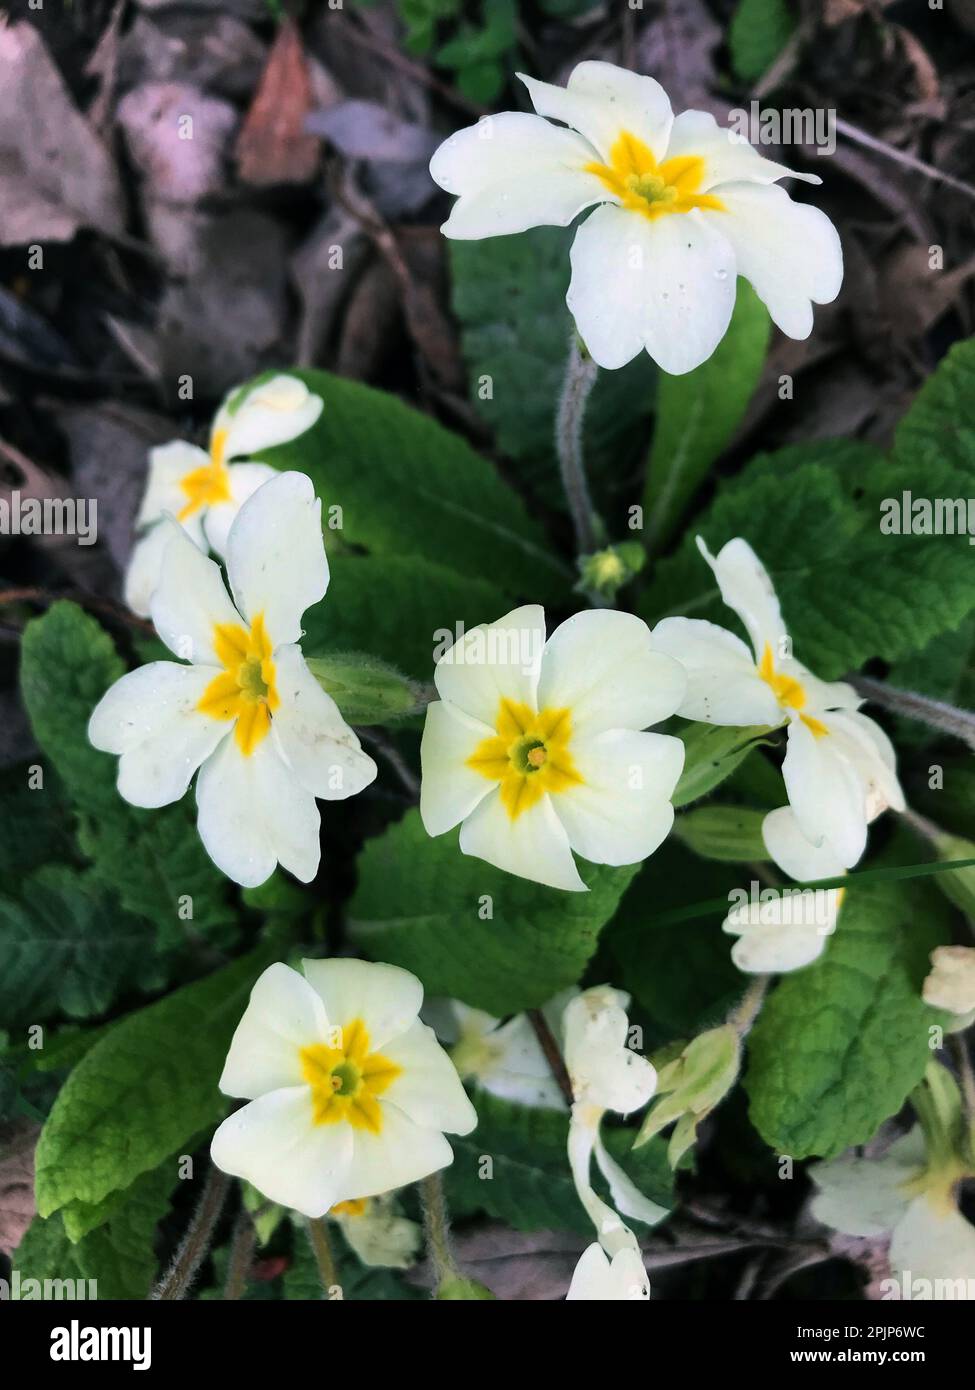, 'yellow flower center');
467,697,583,821
330,1198,369,1218
177,427,233,521
586,132,725,221
300,1019,402,1134
758,643,828,737
197,612,280,755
